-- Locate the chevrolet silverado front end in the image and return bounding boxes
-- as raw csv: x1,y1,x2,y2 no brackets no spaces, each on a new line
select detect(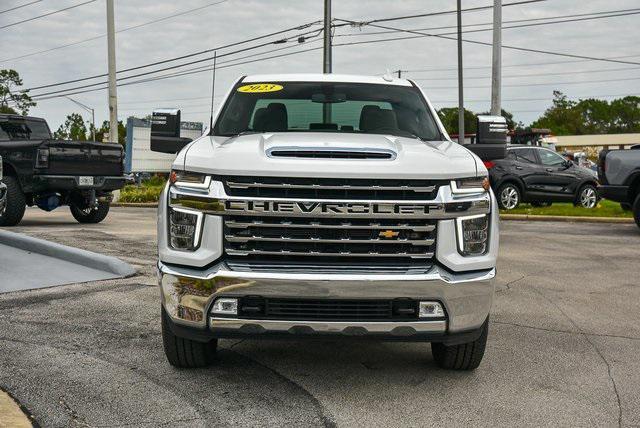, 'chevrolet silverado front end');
156,74,499,370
